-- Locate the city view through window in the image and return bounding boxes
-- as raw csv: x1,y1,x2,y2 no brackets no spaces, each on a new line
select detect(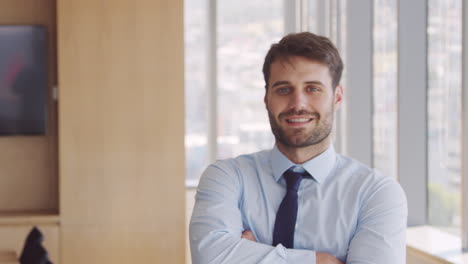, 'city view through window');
373,0,398,180
216,0,281,160
427,0,462,236
185,0,282,186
